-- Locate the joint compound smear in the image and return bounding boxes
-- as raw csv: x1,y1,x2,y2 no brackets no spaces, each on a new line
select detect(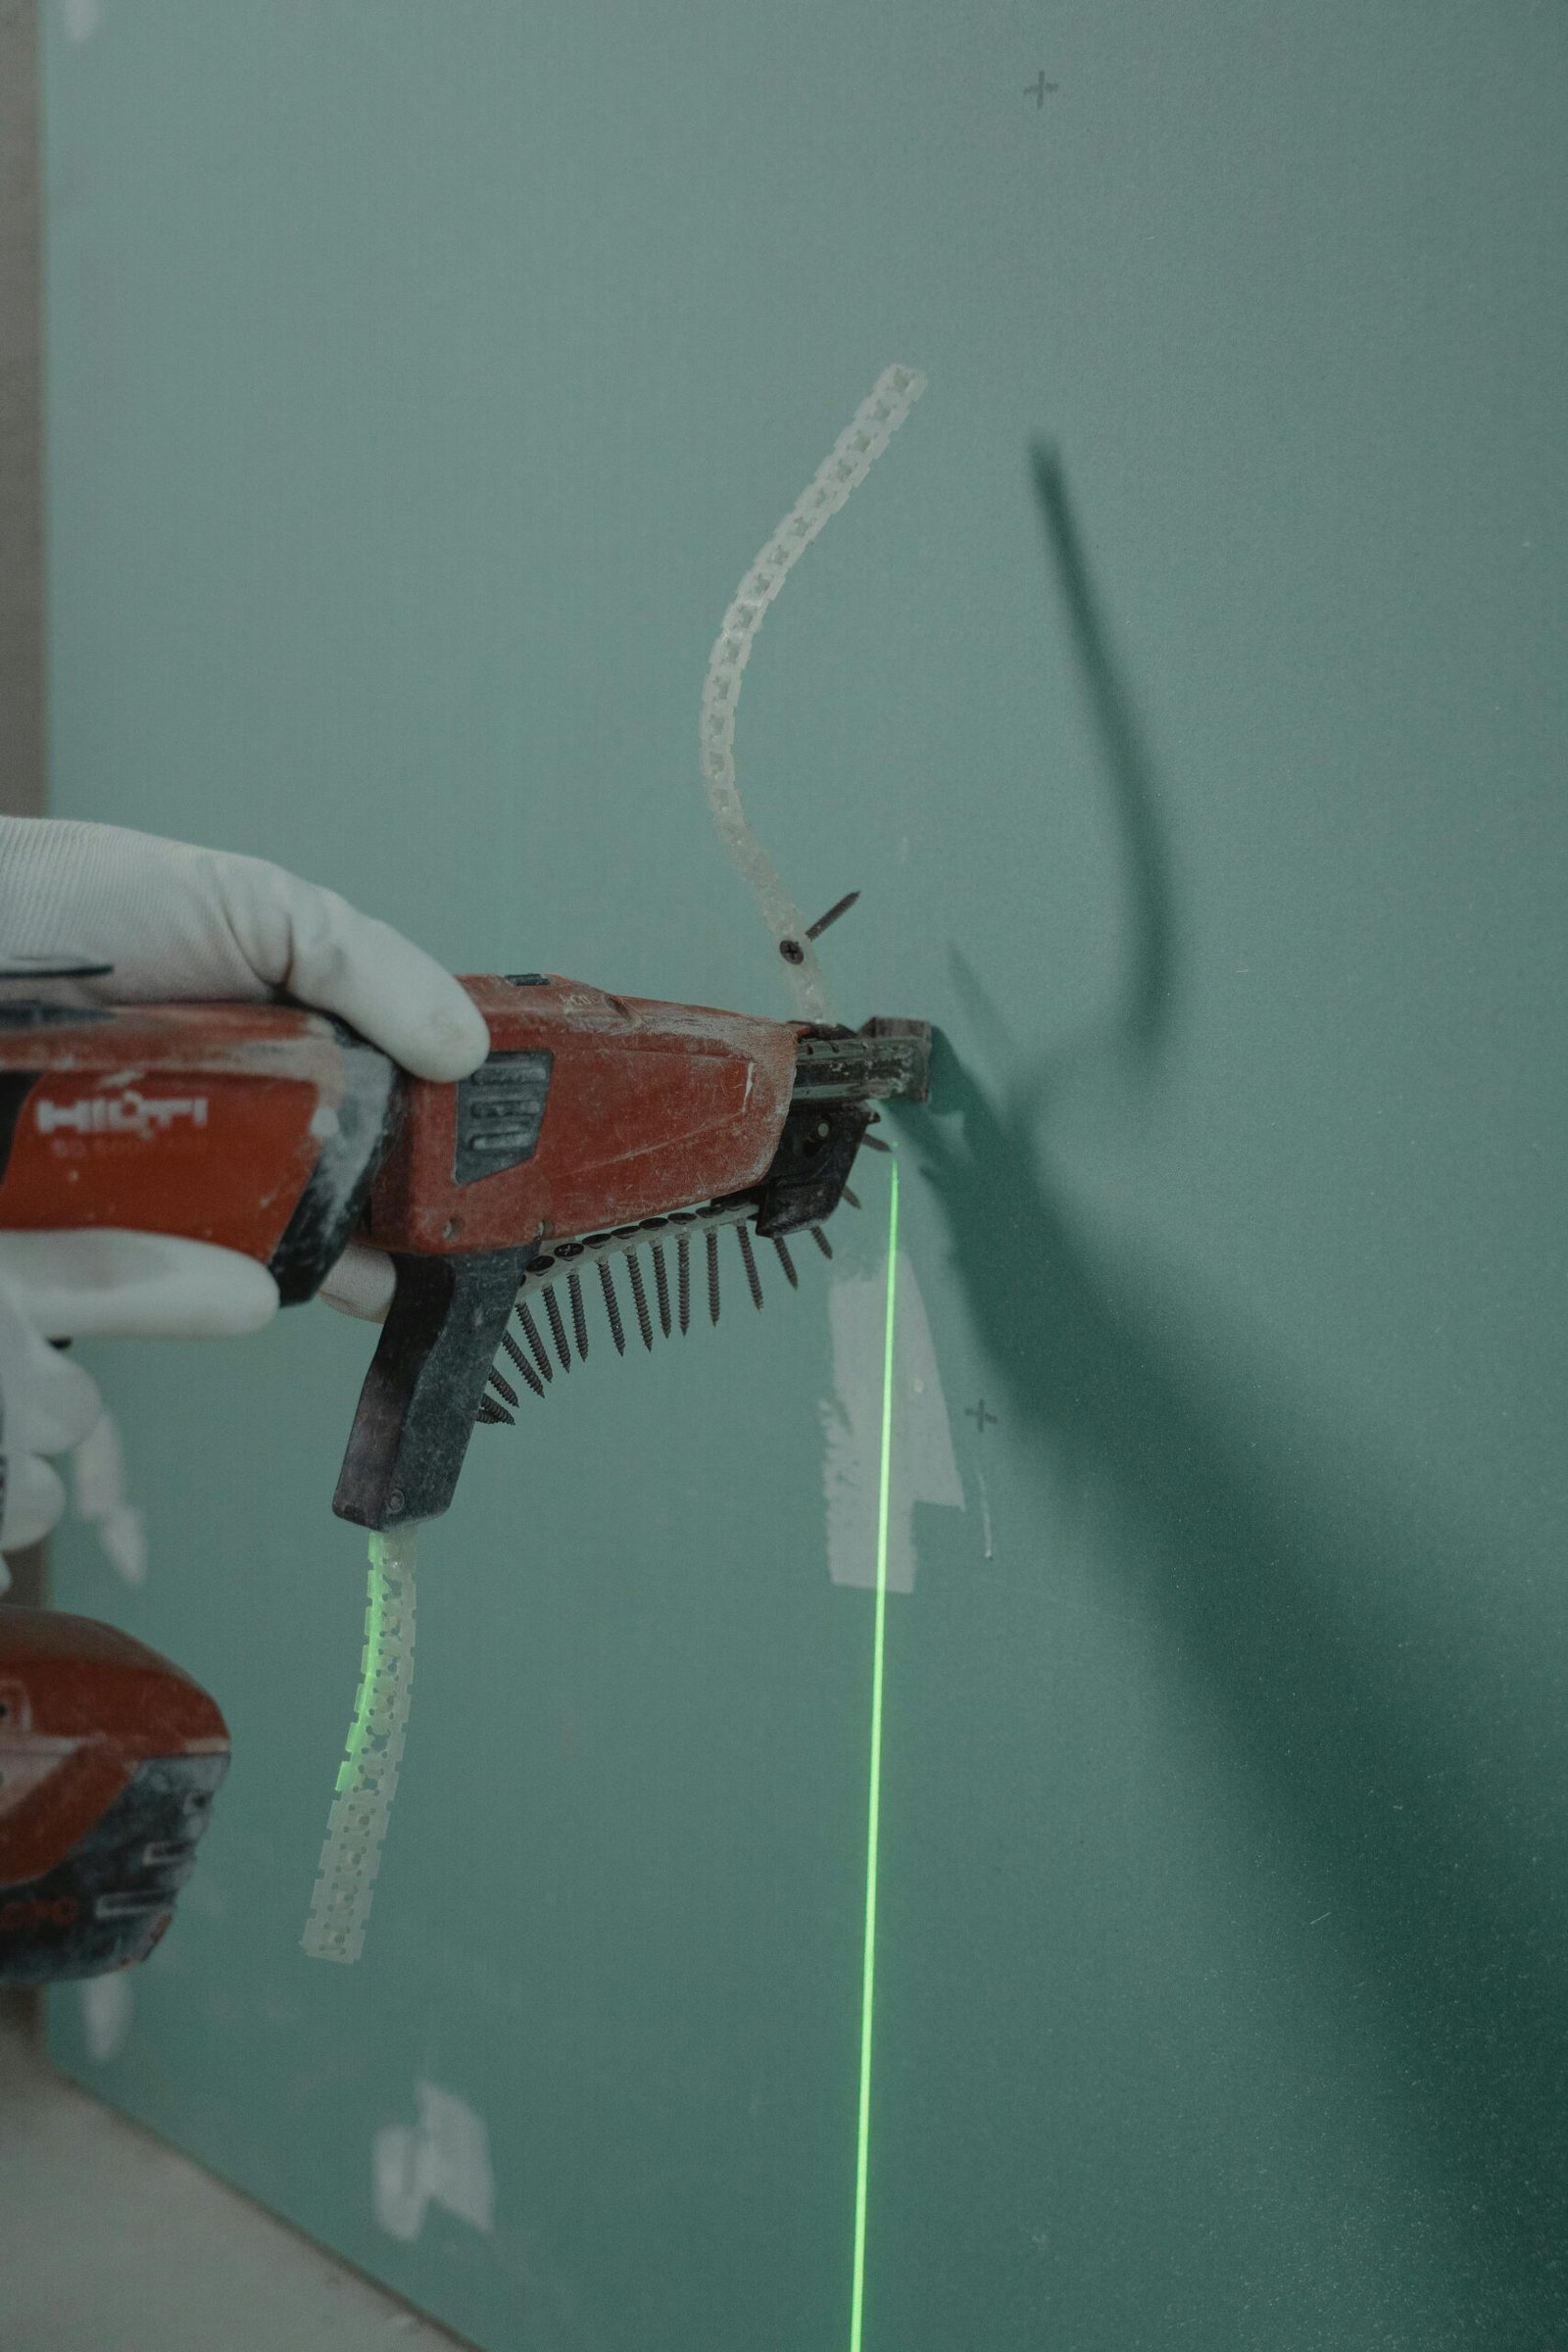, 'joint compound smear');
700,364,927,1020
301,1528,417,1964
373,2081,496,2243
